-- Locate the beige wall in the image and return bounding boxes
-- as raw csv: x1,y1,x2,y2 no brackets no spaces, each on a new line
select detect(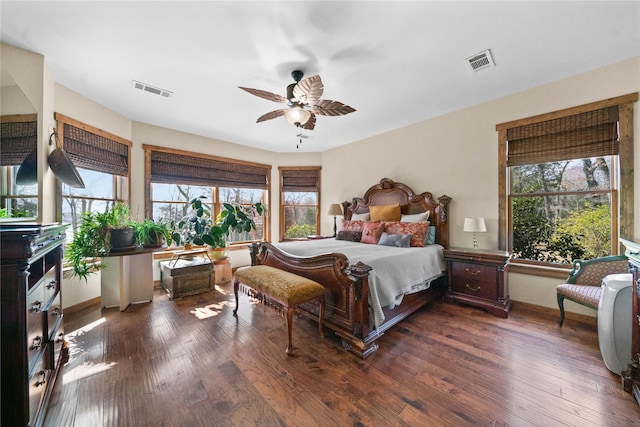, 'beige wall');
320,56,640,315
